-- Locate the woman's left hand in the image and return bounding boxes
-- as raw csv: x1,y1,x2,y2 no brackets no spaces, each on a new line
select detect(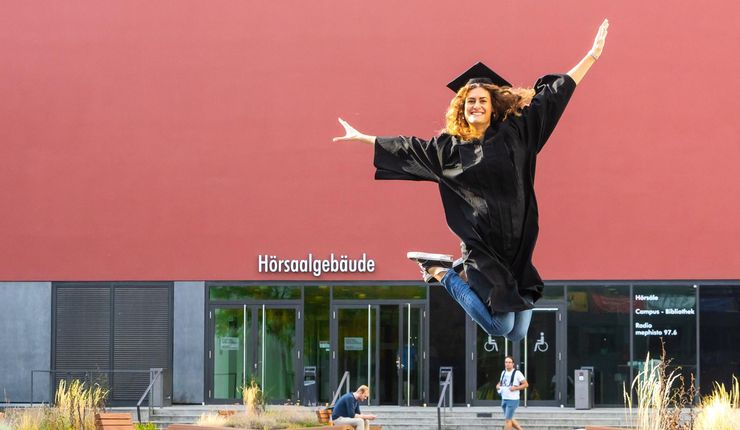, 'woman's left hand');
589,19,609,60
333,118,363,142
332,117,376,145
